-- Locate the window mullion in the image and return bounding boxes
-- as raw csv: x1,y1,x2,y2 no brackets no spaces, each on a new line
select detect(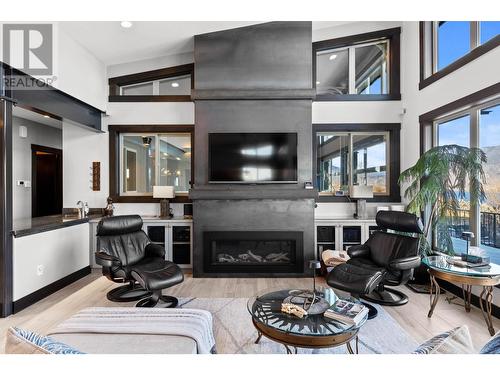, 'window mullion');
470,110,480,246
471,21,479,49
348,47,356,94
432,21,439,74
155,135,160,188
